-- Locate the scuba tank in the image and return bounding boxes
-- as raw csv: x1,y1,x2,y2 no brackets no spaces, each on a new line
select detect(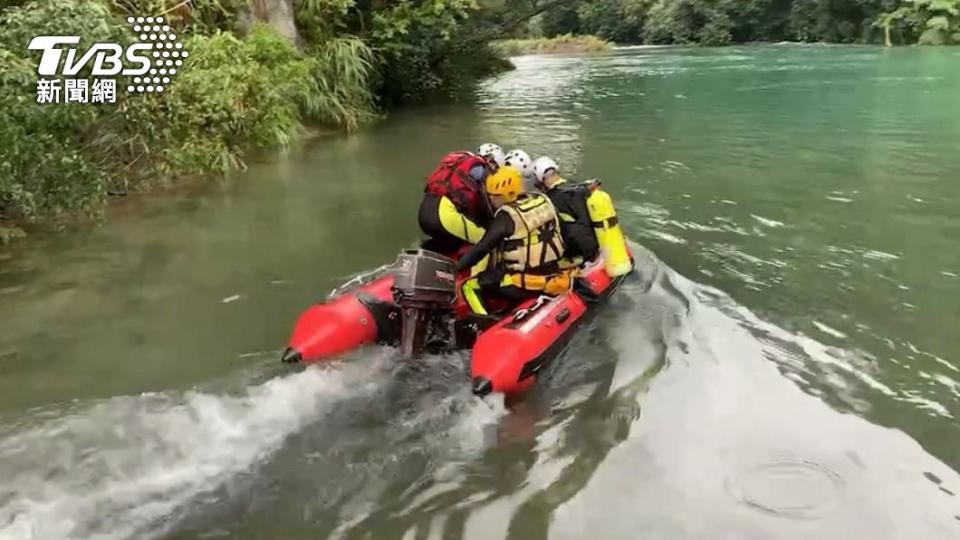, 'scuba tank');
584,180,632,277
